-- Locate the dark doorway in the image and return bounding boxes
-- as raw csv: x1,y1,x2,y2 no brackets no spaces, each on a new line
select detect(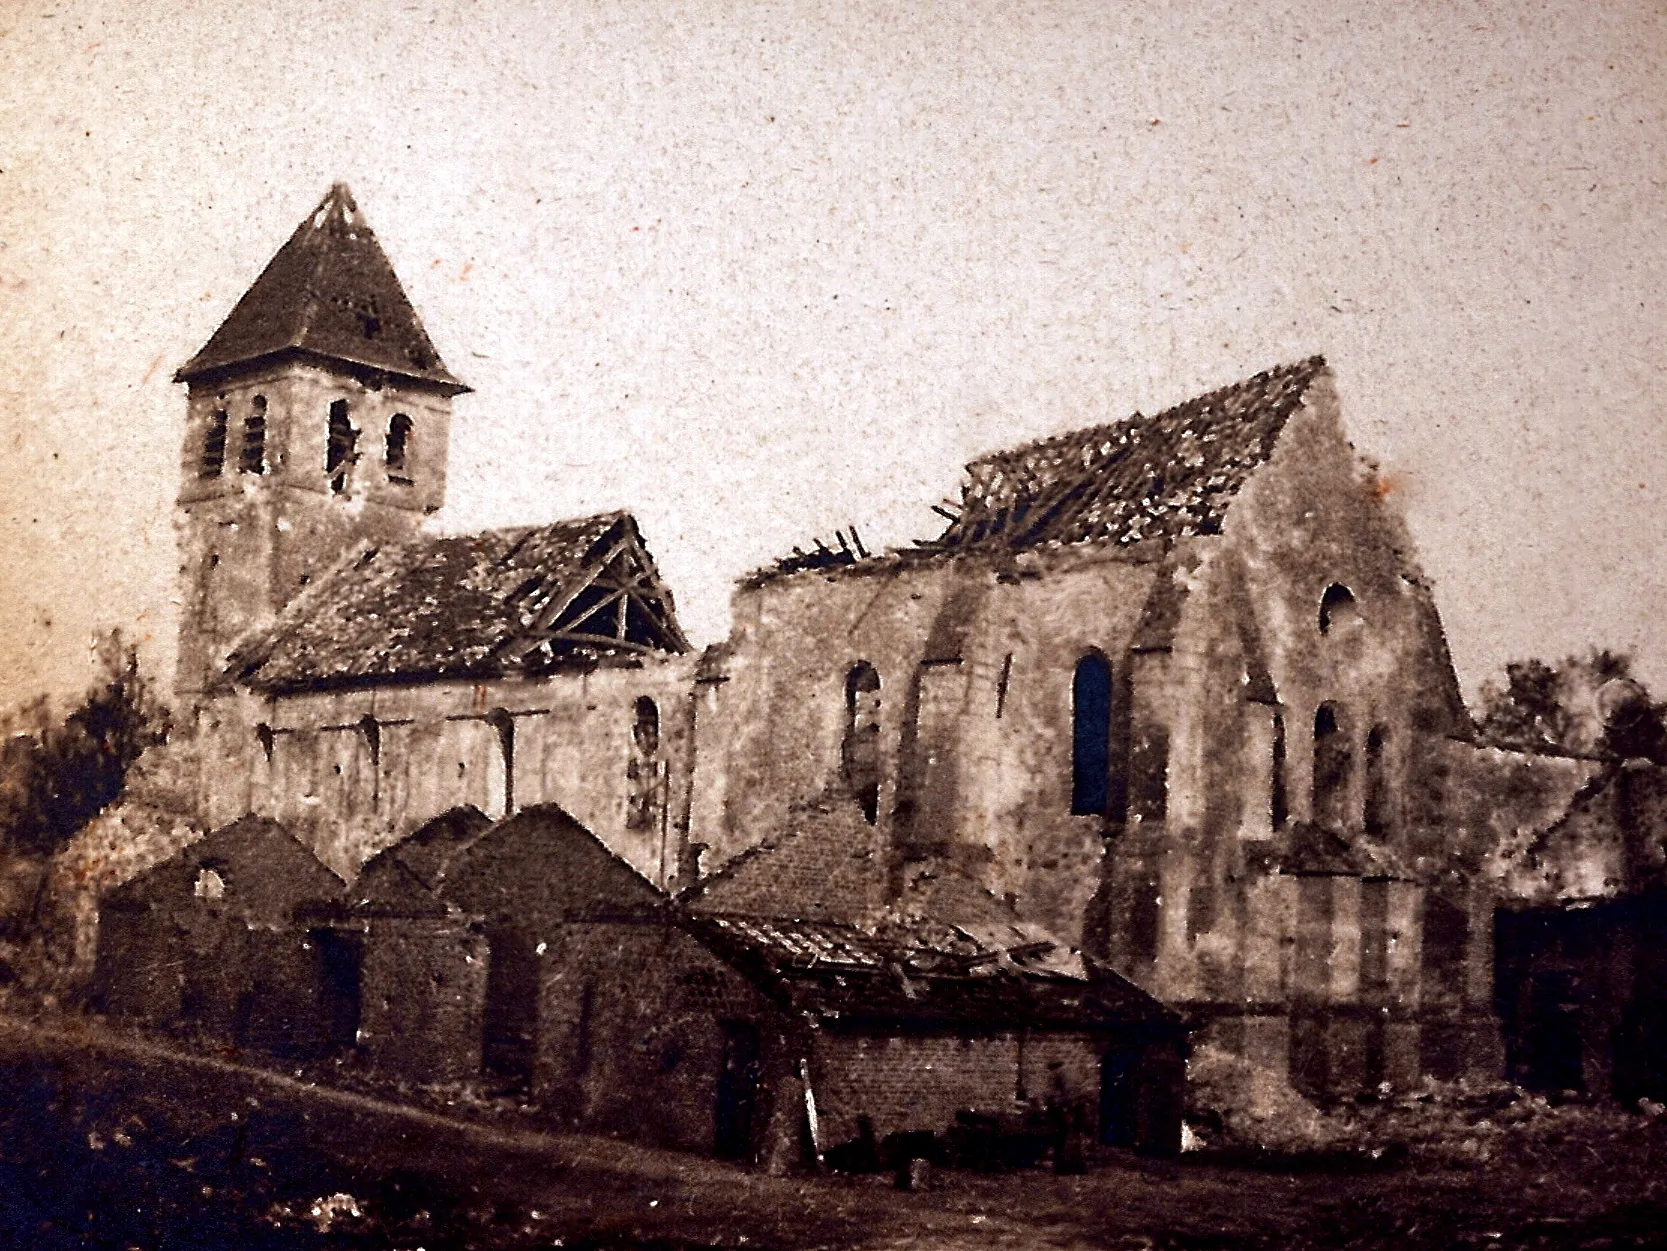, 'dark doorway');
714,1021,762,1160
311,928,362,1052
482,929,538,1087
1519,971,1586,1092
1099,1045,1140,1147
